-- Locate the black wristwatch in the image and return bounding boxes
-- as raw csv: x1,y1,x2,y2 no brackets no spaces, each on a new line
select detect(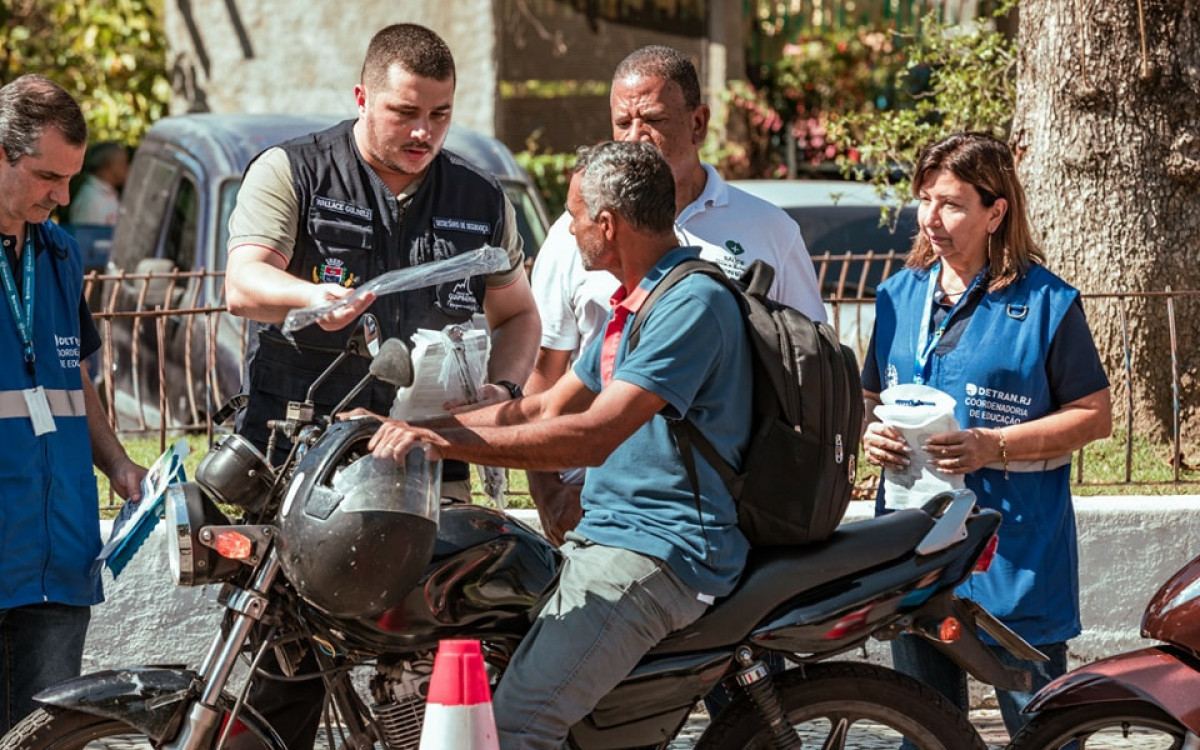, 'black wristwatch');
493,380,524,400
